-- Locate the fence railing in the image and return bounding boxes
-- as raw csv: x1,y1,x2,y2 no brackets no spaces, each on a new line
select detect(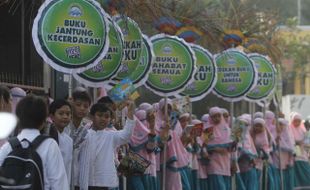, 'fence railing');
0,72,44,91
